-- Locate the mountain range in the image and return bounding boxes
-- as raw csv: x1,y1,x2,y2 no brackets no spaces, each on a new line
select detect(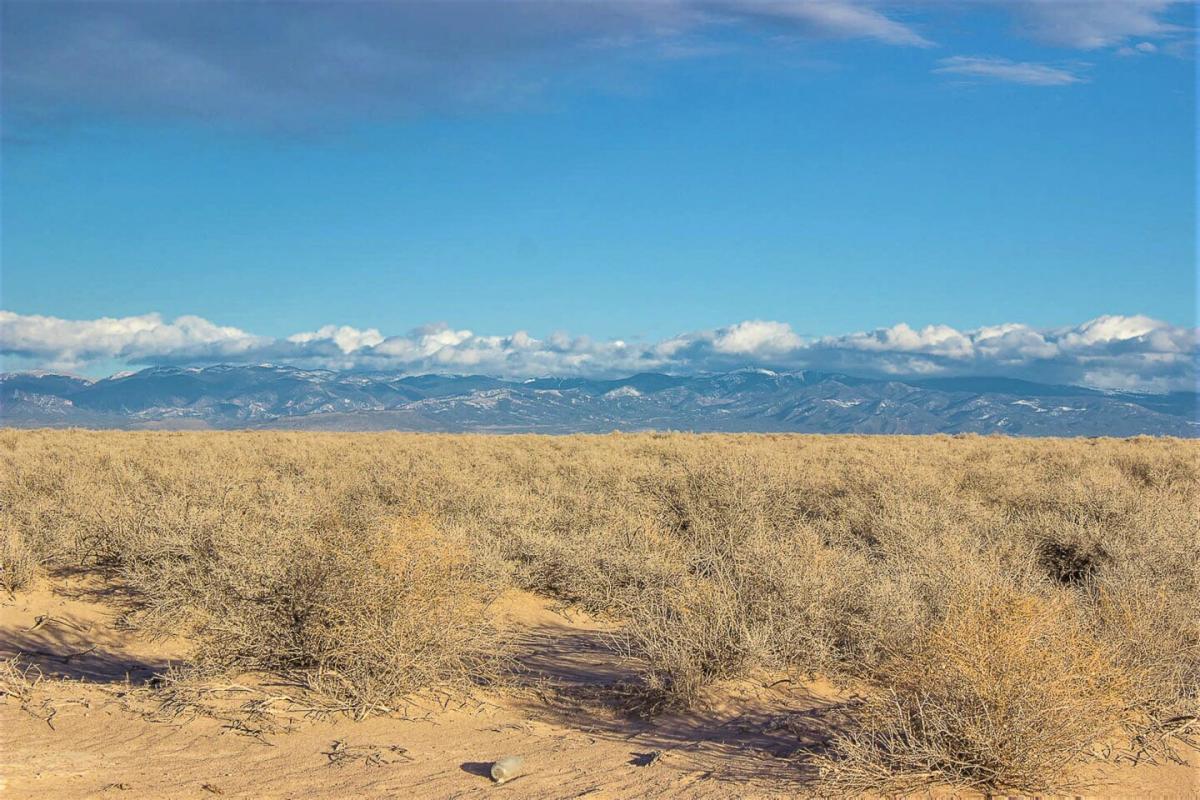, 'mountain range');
1,365,1196,436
